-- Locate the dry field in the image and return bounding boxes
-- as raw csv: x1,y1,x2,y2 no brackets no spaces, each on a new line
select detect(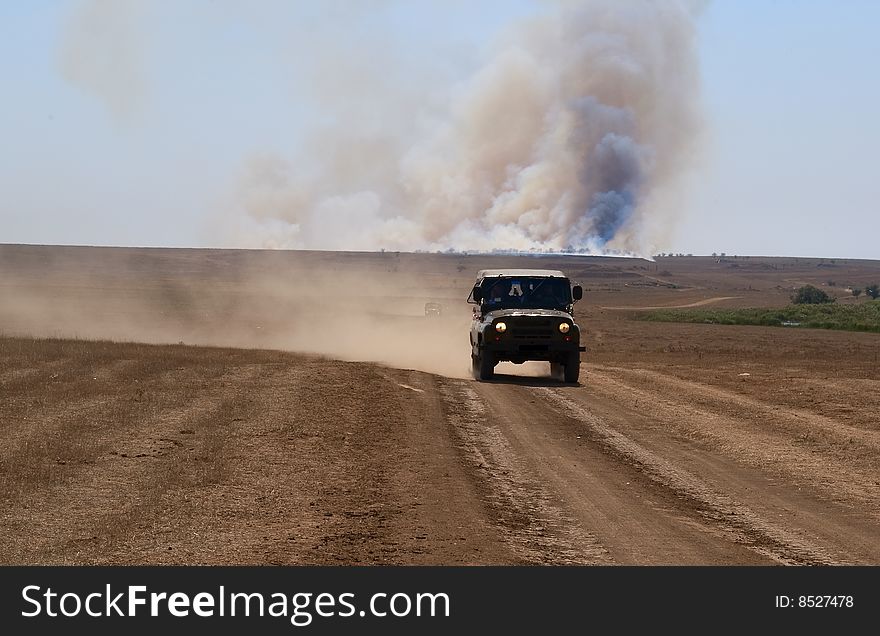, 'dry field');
1,244,879,564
